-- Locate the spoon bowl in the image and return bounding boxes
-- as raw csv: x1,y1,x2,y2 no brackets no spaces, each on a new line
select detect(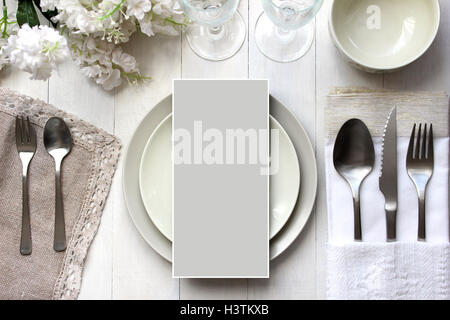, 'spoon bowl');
44,117,72,252
44,118,72,159
333,119,375,240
